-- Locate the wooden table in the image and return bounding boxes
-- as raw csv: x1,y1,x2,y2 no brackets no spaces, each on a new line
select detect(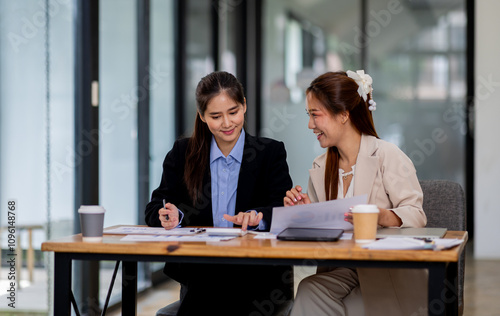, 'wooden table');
41,226,468,316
